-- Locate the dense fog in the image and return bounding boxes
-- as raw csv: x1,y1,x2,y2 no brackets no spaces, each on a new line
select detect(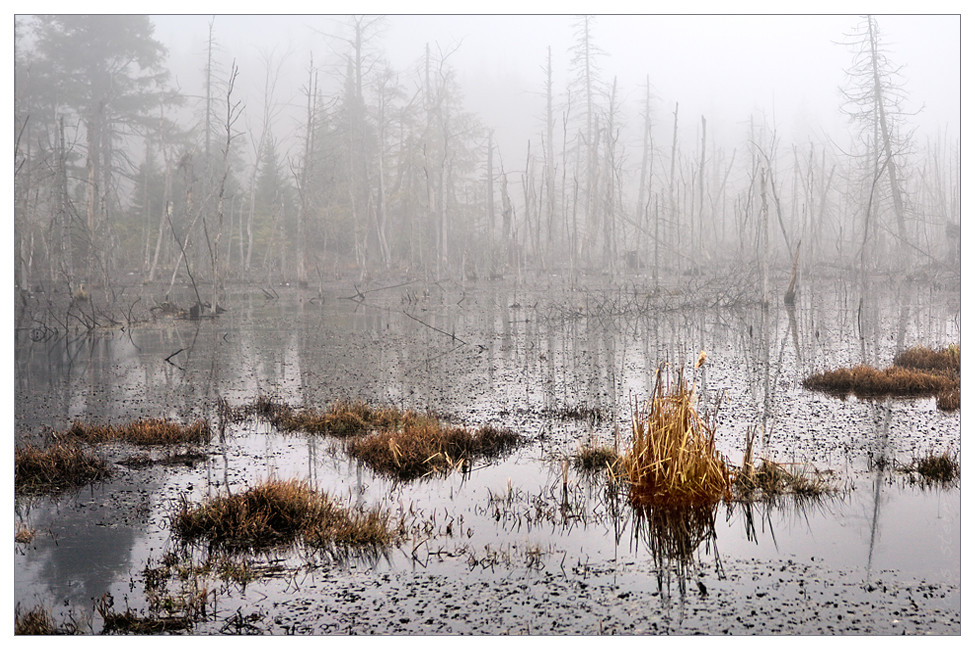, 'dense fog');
13,14,961,306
